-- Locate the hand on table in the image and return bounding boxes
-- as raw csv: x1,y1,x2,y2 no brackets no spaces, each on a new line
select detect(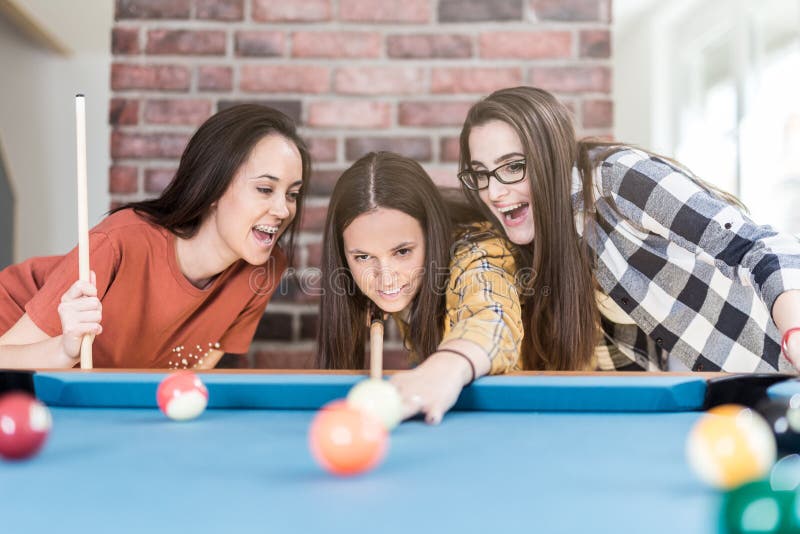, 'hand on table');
389,351,473,425
57,271,102,363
